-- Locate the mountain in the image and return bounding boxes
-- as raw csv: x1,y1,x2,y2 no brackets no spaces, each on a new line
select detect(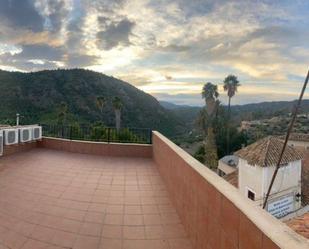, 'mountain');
160,101,197,110
160,101,201,131
163,99,309,127
0,69,184,136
